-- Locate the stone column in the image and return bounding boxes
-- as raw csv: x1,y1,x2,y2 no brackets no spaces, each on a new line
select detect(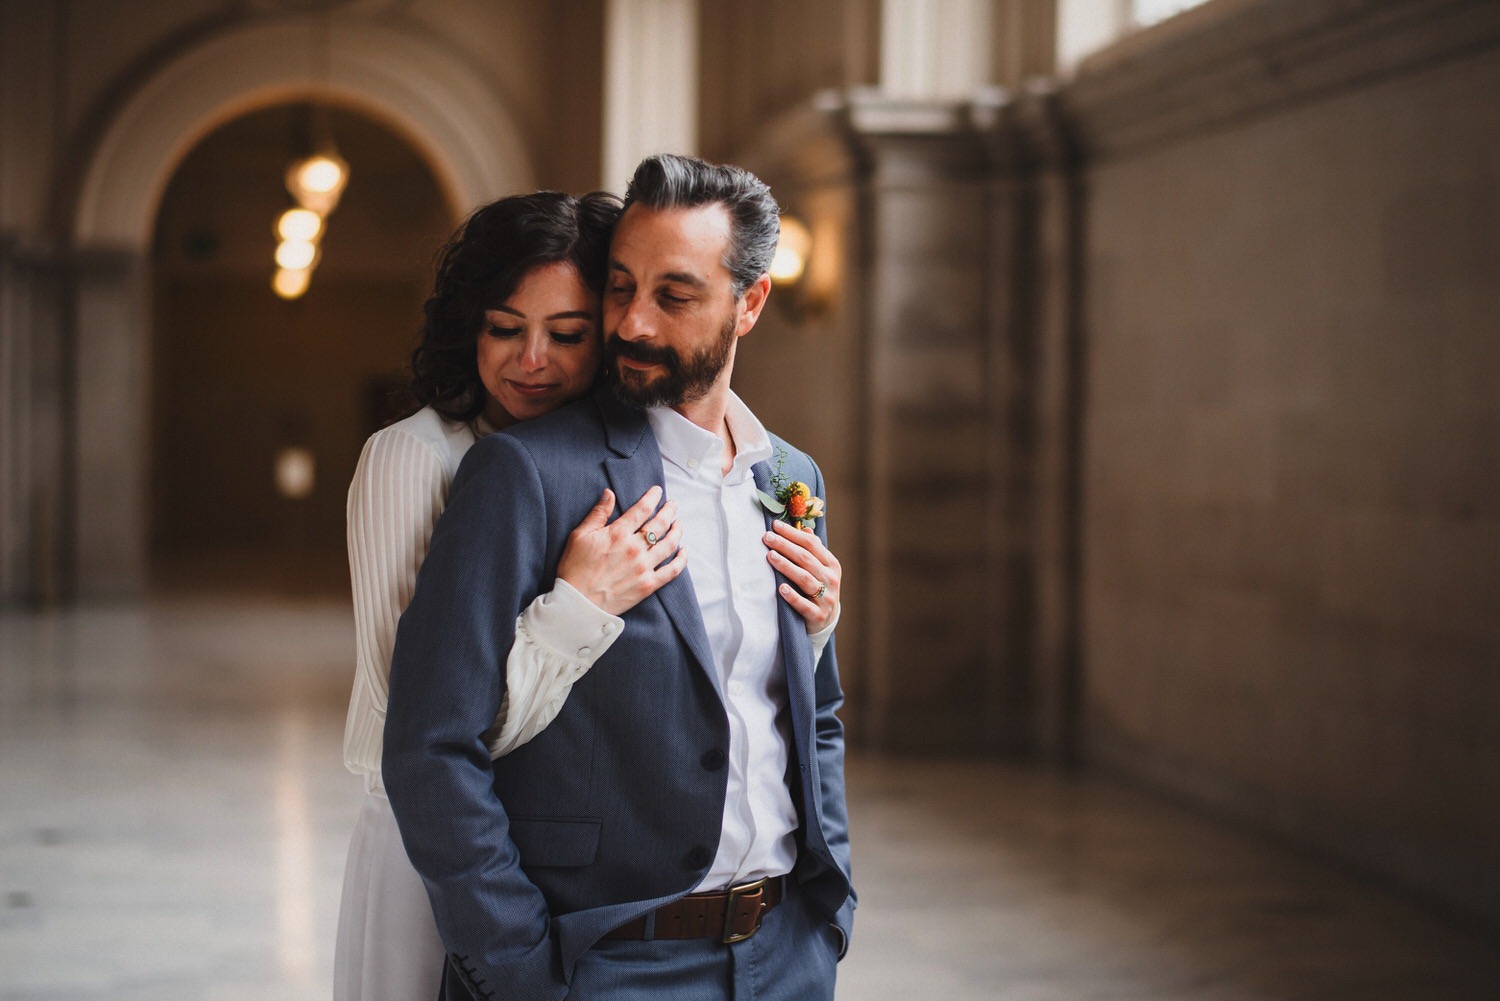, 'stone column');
733,85,1085,756
71,248,150,599
847,93,1057,753
1011,83,1085,762
0,238,72,606
879,0,995,97
602,0,699,190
